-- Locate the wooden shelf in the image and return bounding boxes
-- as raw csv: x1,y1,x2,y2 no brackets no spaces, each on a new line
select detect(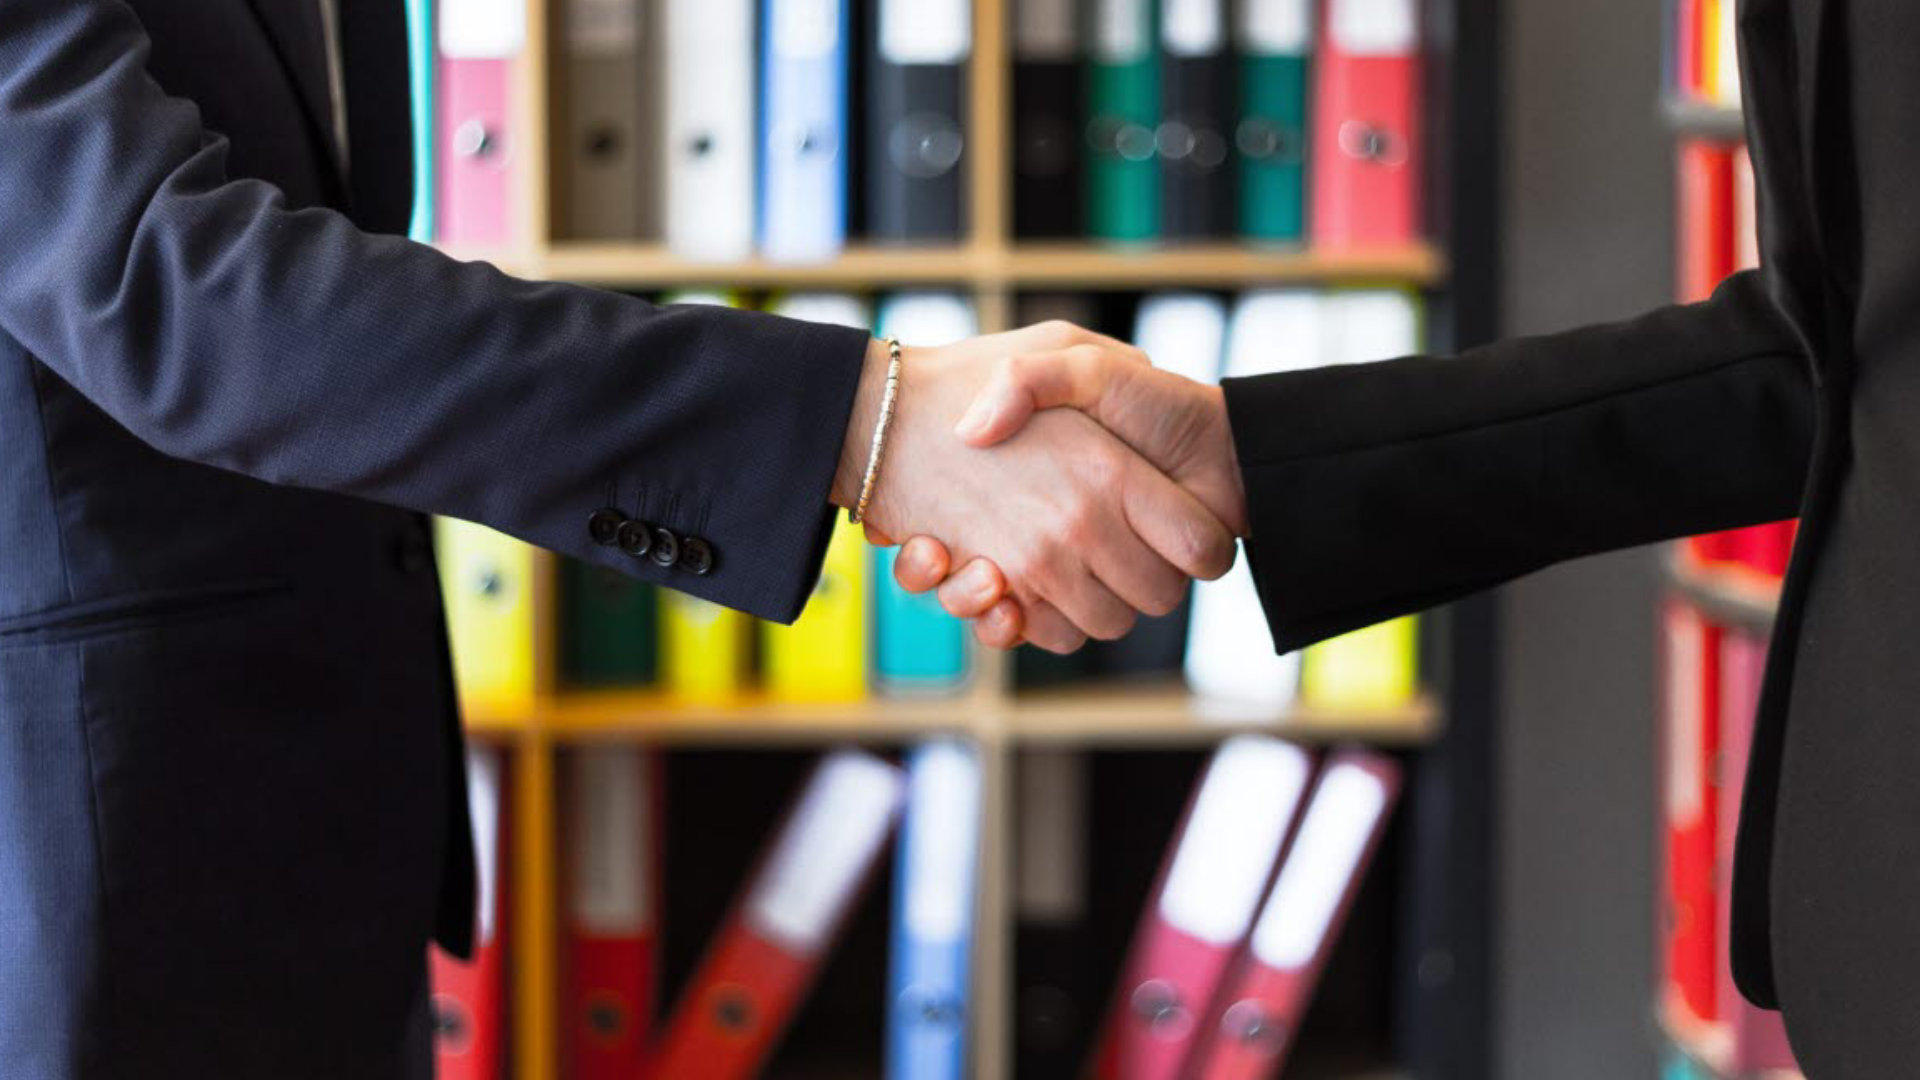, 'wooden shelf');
464,681,1439,748
999,241,1446,288
539,243,987,288
453,241,1449,291
1664,96,1747,142
1006,683,1440,746
1666,550,1781,634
